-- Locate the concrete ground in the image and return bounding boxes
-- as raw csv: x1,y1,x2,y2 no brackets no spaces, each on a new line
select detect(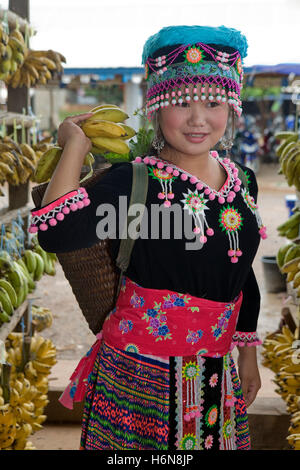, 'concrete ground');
1,161,297,450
